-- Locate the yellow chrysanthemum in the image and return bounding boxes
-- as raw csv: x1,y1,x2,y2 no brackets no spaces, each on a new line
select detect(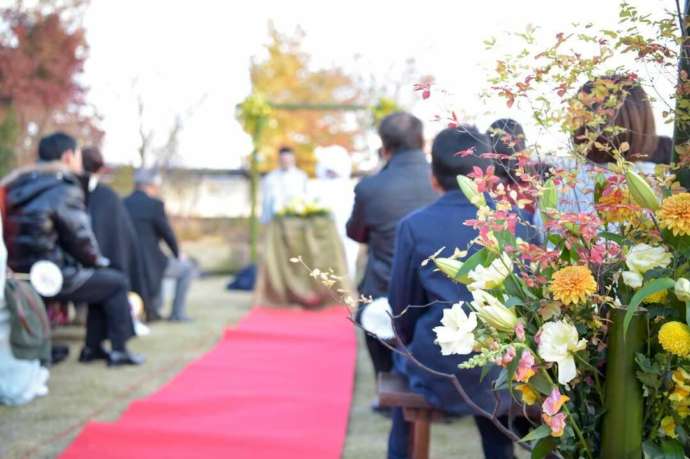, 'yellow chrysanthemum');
658,193,690,236
515,384,539,406
550,266,597,305
659,322,690,358
643,289,668,304
672,368,690,390
661,416,678,438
